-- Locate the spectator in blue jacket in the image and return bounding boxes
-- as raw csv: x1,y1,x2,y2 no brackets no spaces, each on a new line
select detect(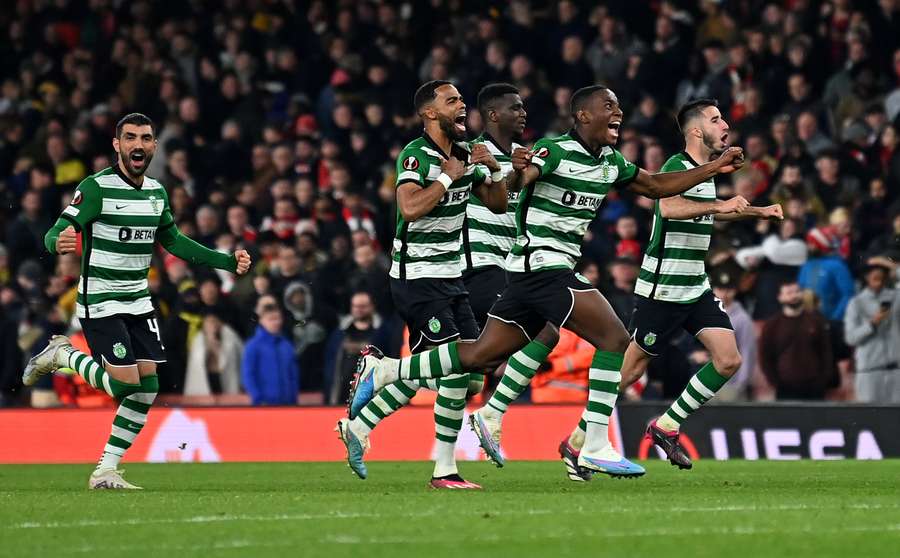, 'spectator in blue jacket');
241,304,299,405
799,227,854,322
799,226,856,375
